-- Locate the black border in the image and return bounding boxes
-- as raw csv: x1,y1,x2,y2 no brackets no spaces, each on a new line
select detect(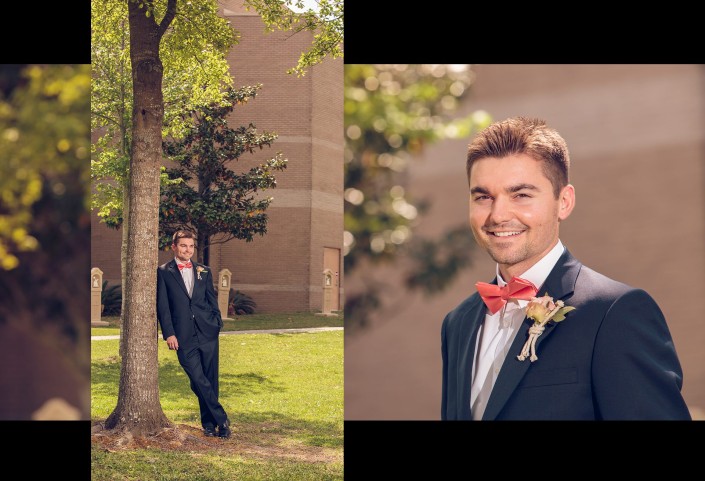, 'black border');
5,421,90,479
344,420,702,476
2,2,89,64
344,4,702,64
